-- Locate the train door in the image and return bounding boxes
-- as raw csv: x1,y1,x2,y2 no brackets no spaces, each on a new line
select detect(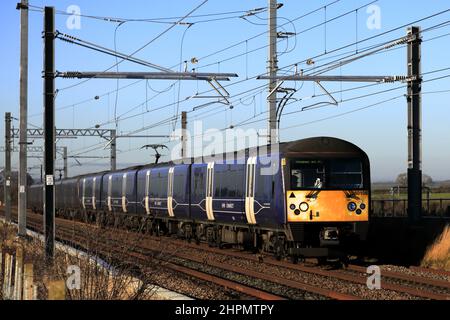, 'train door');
82,178,86,209
167,167,175,217
245,156,257,224
107,175,112,212
122,173,127,213
206,162,215,221
144,169,151,214
92,177,97,210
